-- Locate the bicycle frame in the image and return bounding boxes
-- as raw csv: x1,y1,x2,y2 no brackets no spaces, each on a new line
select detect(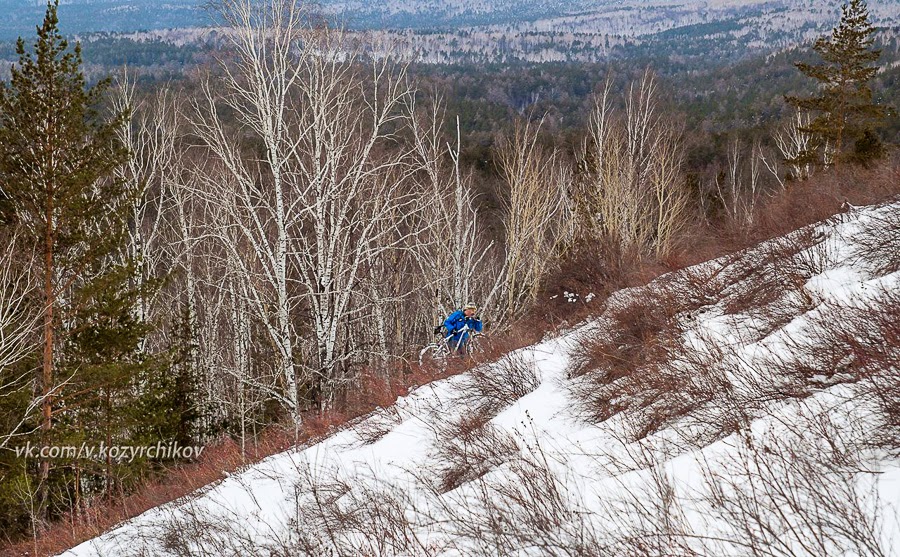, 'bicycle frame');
419,324,484,366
